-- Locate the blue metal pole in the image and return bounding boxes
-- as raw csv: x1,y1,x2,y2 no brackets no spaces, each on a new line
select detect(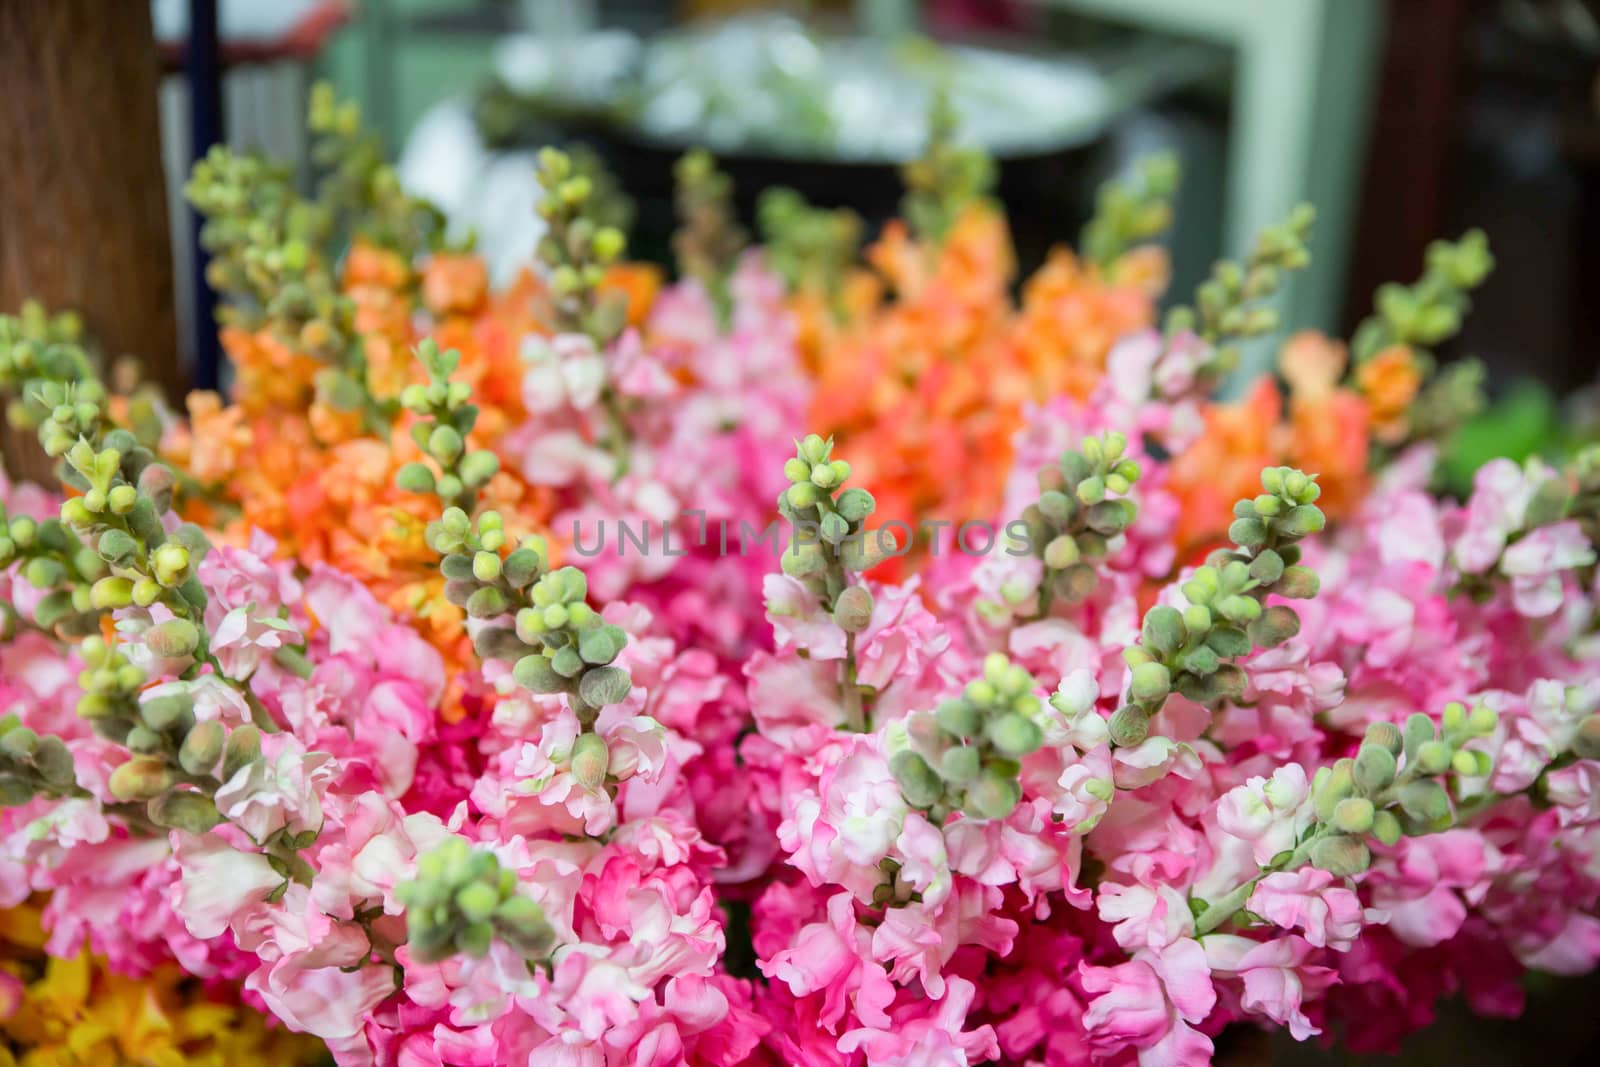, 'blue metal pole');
187,0,224,391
